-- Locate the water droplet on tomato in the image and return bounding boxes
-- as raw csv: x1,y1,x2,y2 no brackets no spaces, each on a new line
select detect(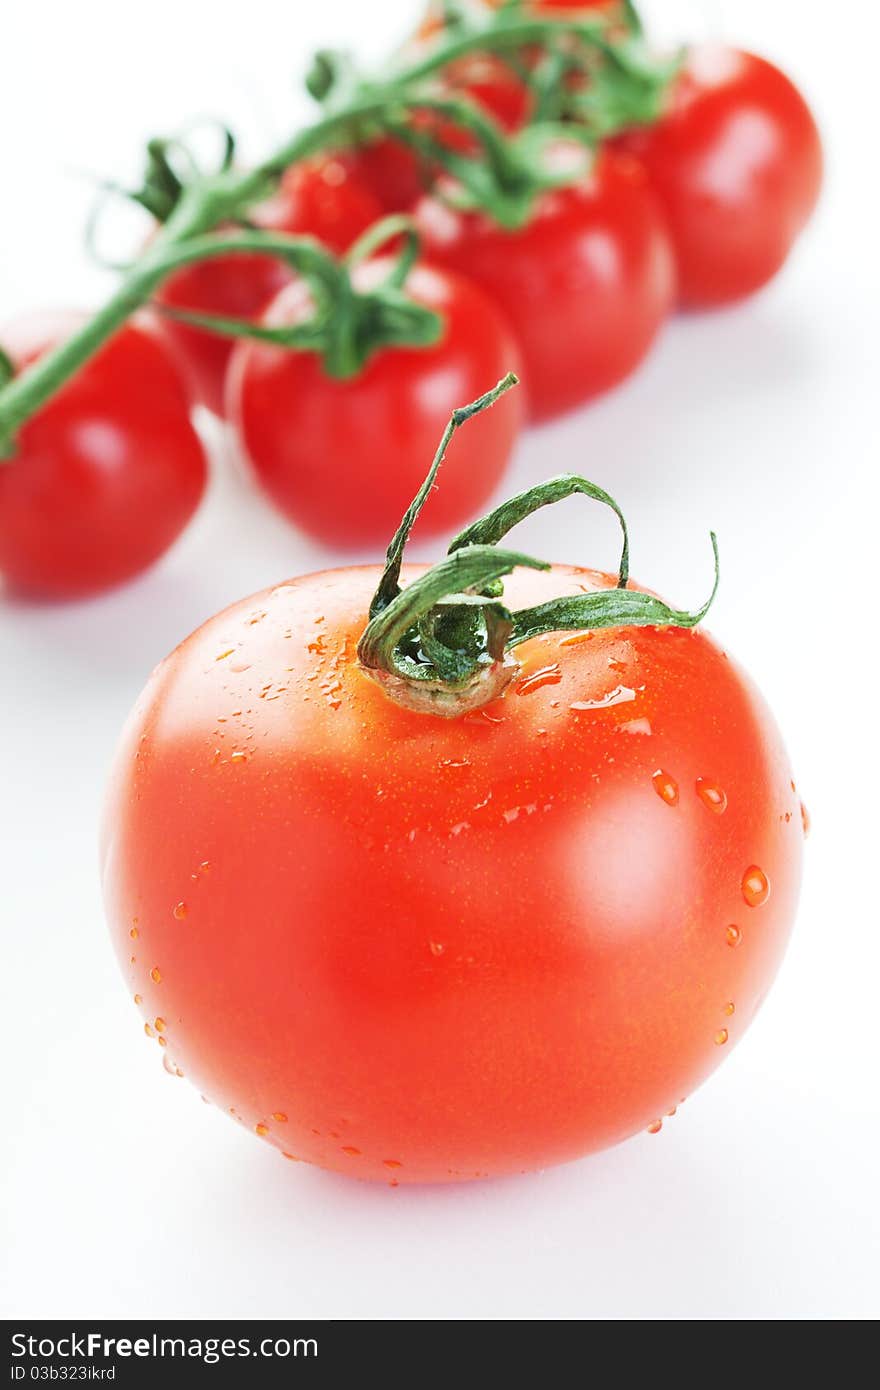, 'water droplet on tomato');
742,865,770,907
723,1001,735,1017
272,1112,288,1123
255,1123,269,1137
559,631,593,647
800,801,811,837
666,1106,677,1117
383,1159,402,1170
282,1152,302,1161
429,941,445,956
695,779,727,814
215,649,235,662
571,685,637,713
647,1119,663,1134
228,660,251,674
652,770,679,806
341,1146,361,1157
129,926,138,940
150,967,162,984
157,1036,168,1048
230,750,248,764
133,994,142,1006
725,925,742,947
172,901,187,921
154,1017,166,1033
714,1028,729,1046
517,664,562,696
162,1054,182,1076
144,1022,154,1038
